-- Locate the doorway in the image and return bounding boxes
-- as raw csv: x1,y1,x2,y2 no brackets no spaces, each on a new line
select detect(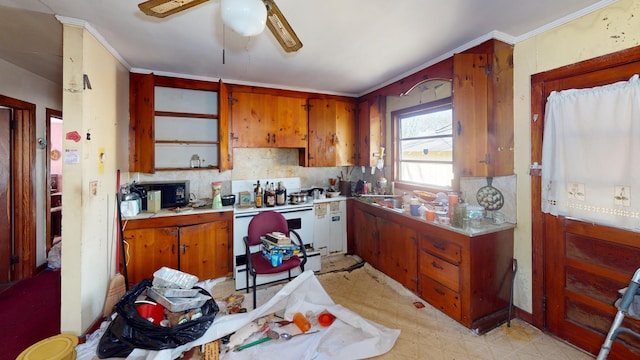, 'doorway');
530,45,640,358
0,95,37,284
46,109,62,257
